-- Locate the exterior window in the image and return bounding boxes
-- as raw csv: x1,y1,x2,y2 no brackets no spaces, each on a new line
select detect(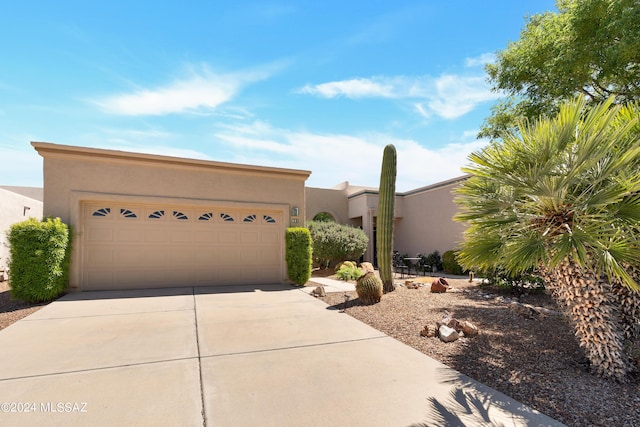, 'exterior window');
92,208,111,217
120,209,137,218
148,210,165,219
198,212,214,221
173,211,188,220
263,215,276,224
220,213,234,222
243,214,257,223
